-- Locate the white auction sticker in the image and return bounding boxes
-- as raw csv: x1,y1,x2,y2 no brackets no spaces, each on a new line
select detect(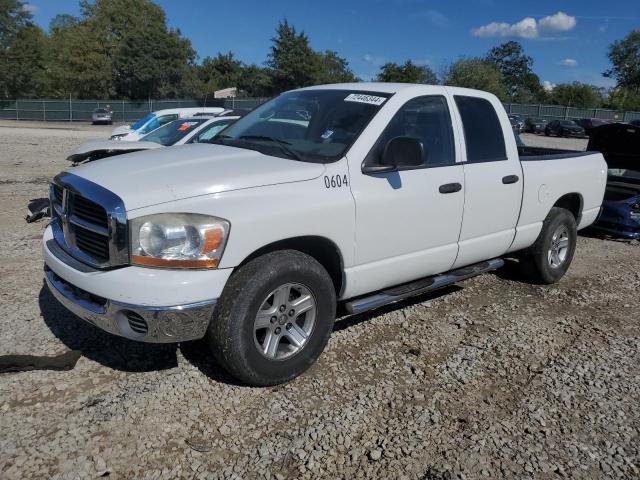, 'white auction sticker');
344,93,387,106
